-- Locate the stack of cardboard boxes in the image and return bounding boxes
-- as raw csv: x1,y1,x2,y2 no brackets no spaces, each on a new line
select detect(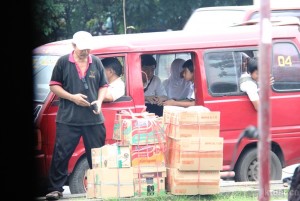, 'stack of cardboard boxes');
86,111,167,199
163,106,223,195
86,107,223,199
86,144,134,199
